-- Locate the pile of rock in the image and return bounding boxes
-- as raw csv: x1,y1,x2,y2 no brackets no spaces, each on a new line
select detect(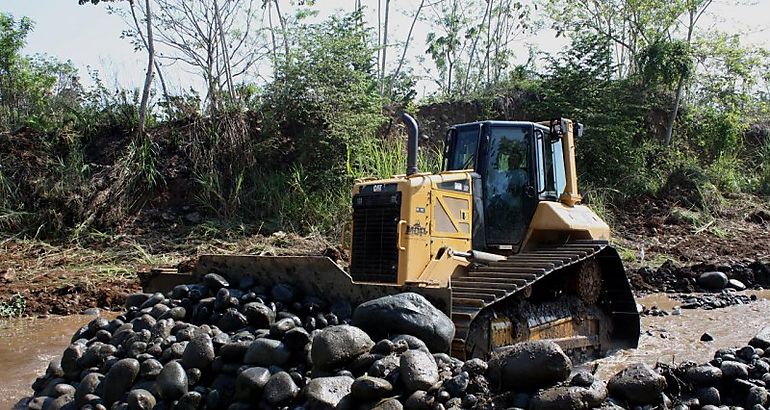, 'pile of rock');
26,274,502,410
675,292,758,310
633,260,770,294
